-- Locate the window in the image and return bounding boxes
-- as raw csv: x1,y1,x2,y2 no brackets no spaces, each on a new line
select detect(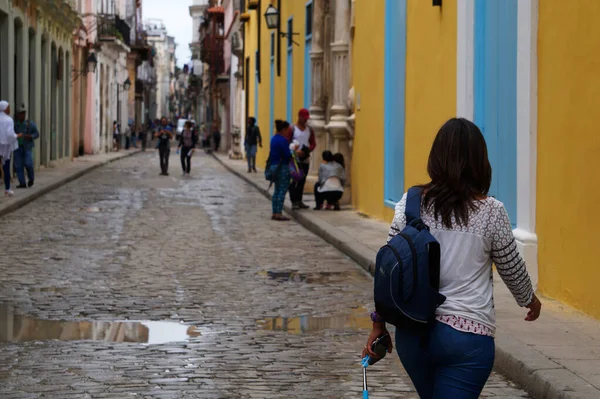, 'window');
287,18,293,48
305,2,313,37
